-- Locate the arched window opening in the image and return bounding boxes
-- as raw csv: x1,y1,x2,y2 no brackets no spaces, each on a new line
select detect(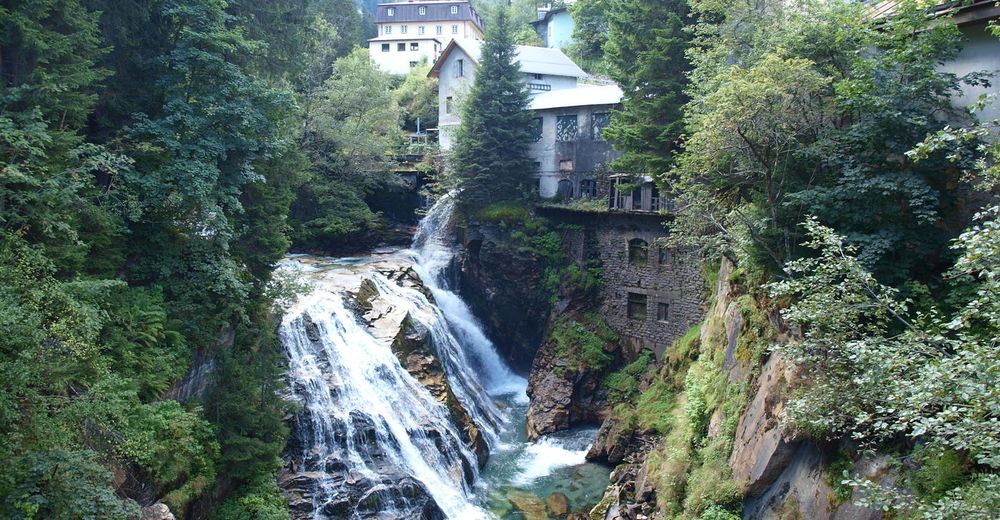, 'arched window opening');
628,238,648,266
